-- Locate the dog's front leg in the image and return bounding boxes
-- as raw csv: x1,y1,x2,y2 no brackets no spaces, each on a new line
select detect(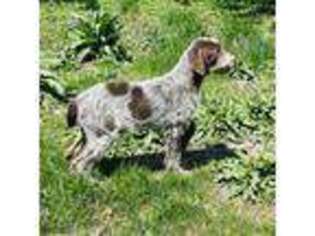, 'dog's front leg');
164,124,190,174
